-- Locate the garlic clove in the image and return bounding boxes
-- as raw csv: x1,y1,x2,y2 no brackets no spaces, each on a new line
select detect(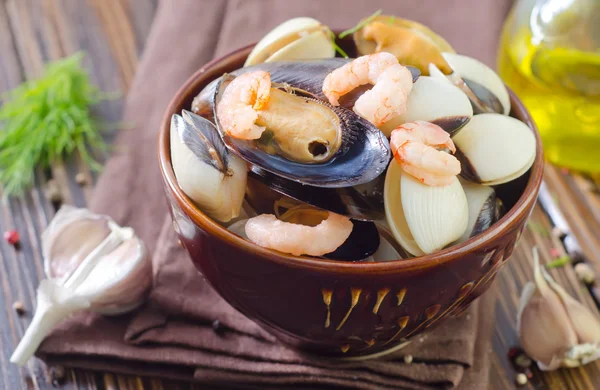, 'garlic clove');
518,248,578,370
541,267,600,345
10,280,90,366
43,206,112,280
12,207,152,365
74,236,152,315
